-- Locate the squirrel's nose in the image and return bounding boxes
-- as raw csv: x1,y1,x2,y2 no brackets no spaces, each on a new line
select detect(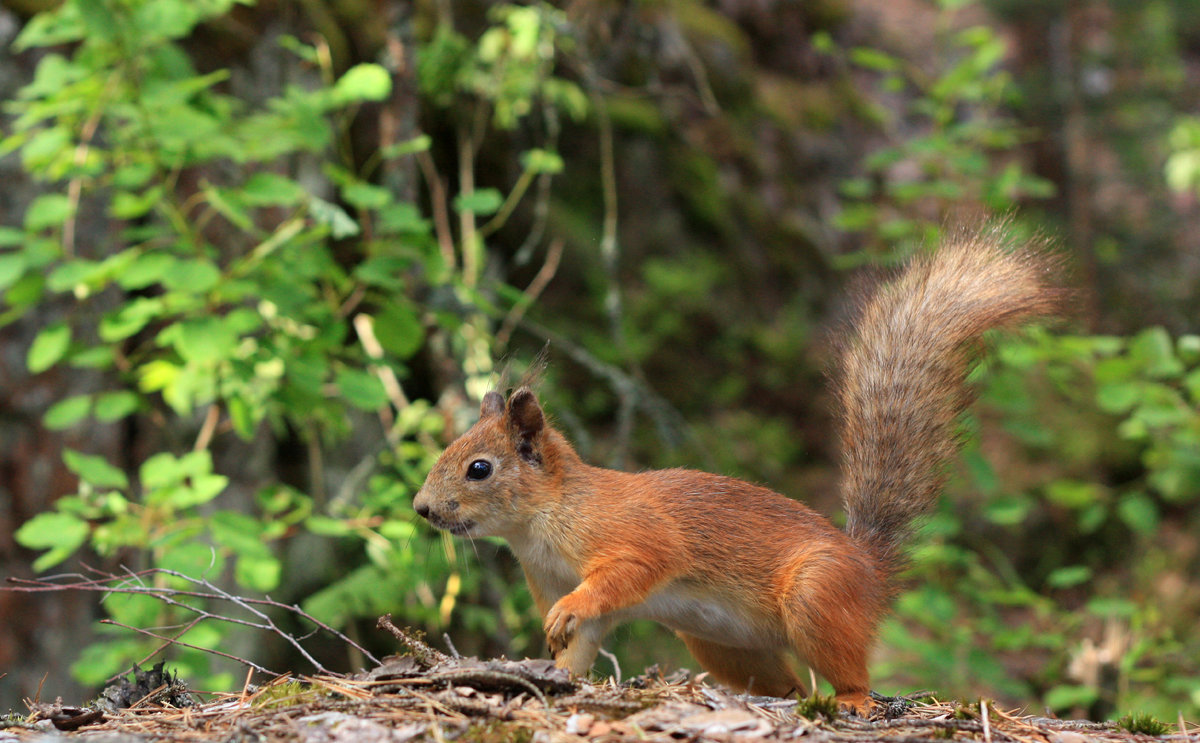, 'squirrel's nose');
415,502,430,519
